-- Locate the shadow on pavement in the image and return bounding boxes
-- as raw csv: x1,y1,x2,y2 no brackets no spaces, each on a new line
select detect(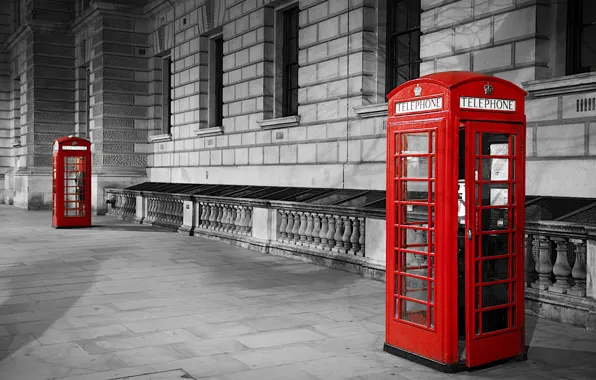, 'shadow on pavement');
0,254,104,364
